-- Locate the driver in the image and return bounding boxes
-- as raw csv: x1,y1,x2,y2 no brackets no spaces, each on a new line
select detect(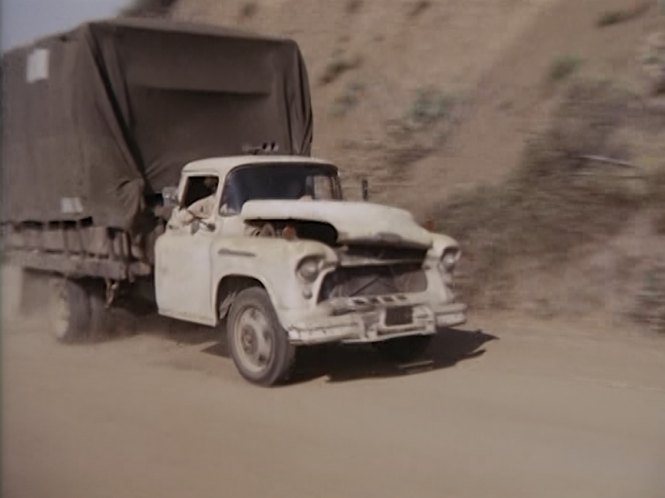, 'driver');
171,176,218,228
